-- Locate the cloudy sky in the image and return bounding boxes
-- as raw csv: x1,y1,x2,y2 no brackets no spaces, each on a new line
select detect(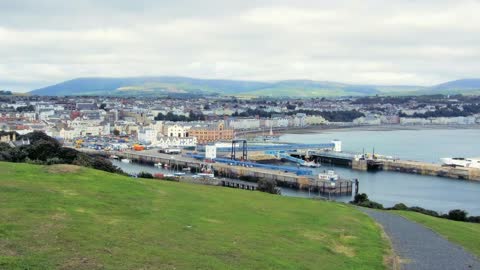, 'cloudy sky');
1,0,480,91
